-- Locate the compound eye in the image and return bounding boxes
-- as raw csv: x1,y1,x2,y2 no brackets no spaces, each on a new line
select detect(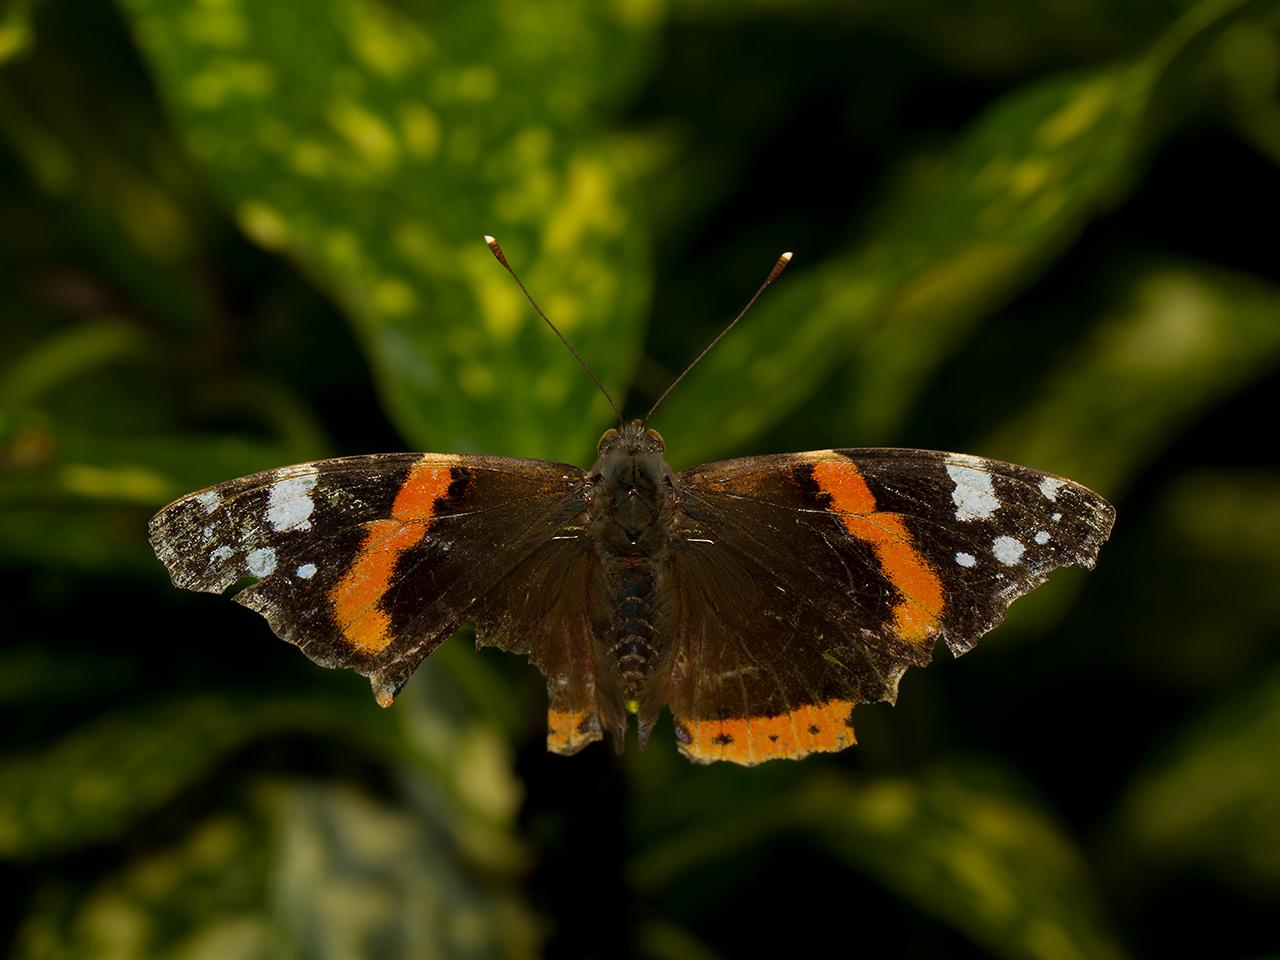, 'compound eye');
645,428,665,449
597,428,620,452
